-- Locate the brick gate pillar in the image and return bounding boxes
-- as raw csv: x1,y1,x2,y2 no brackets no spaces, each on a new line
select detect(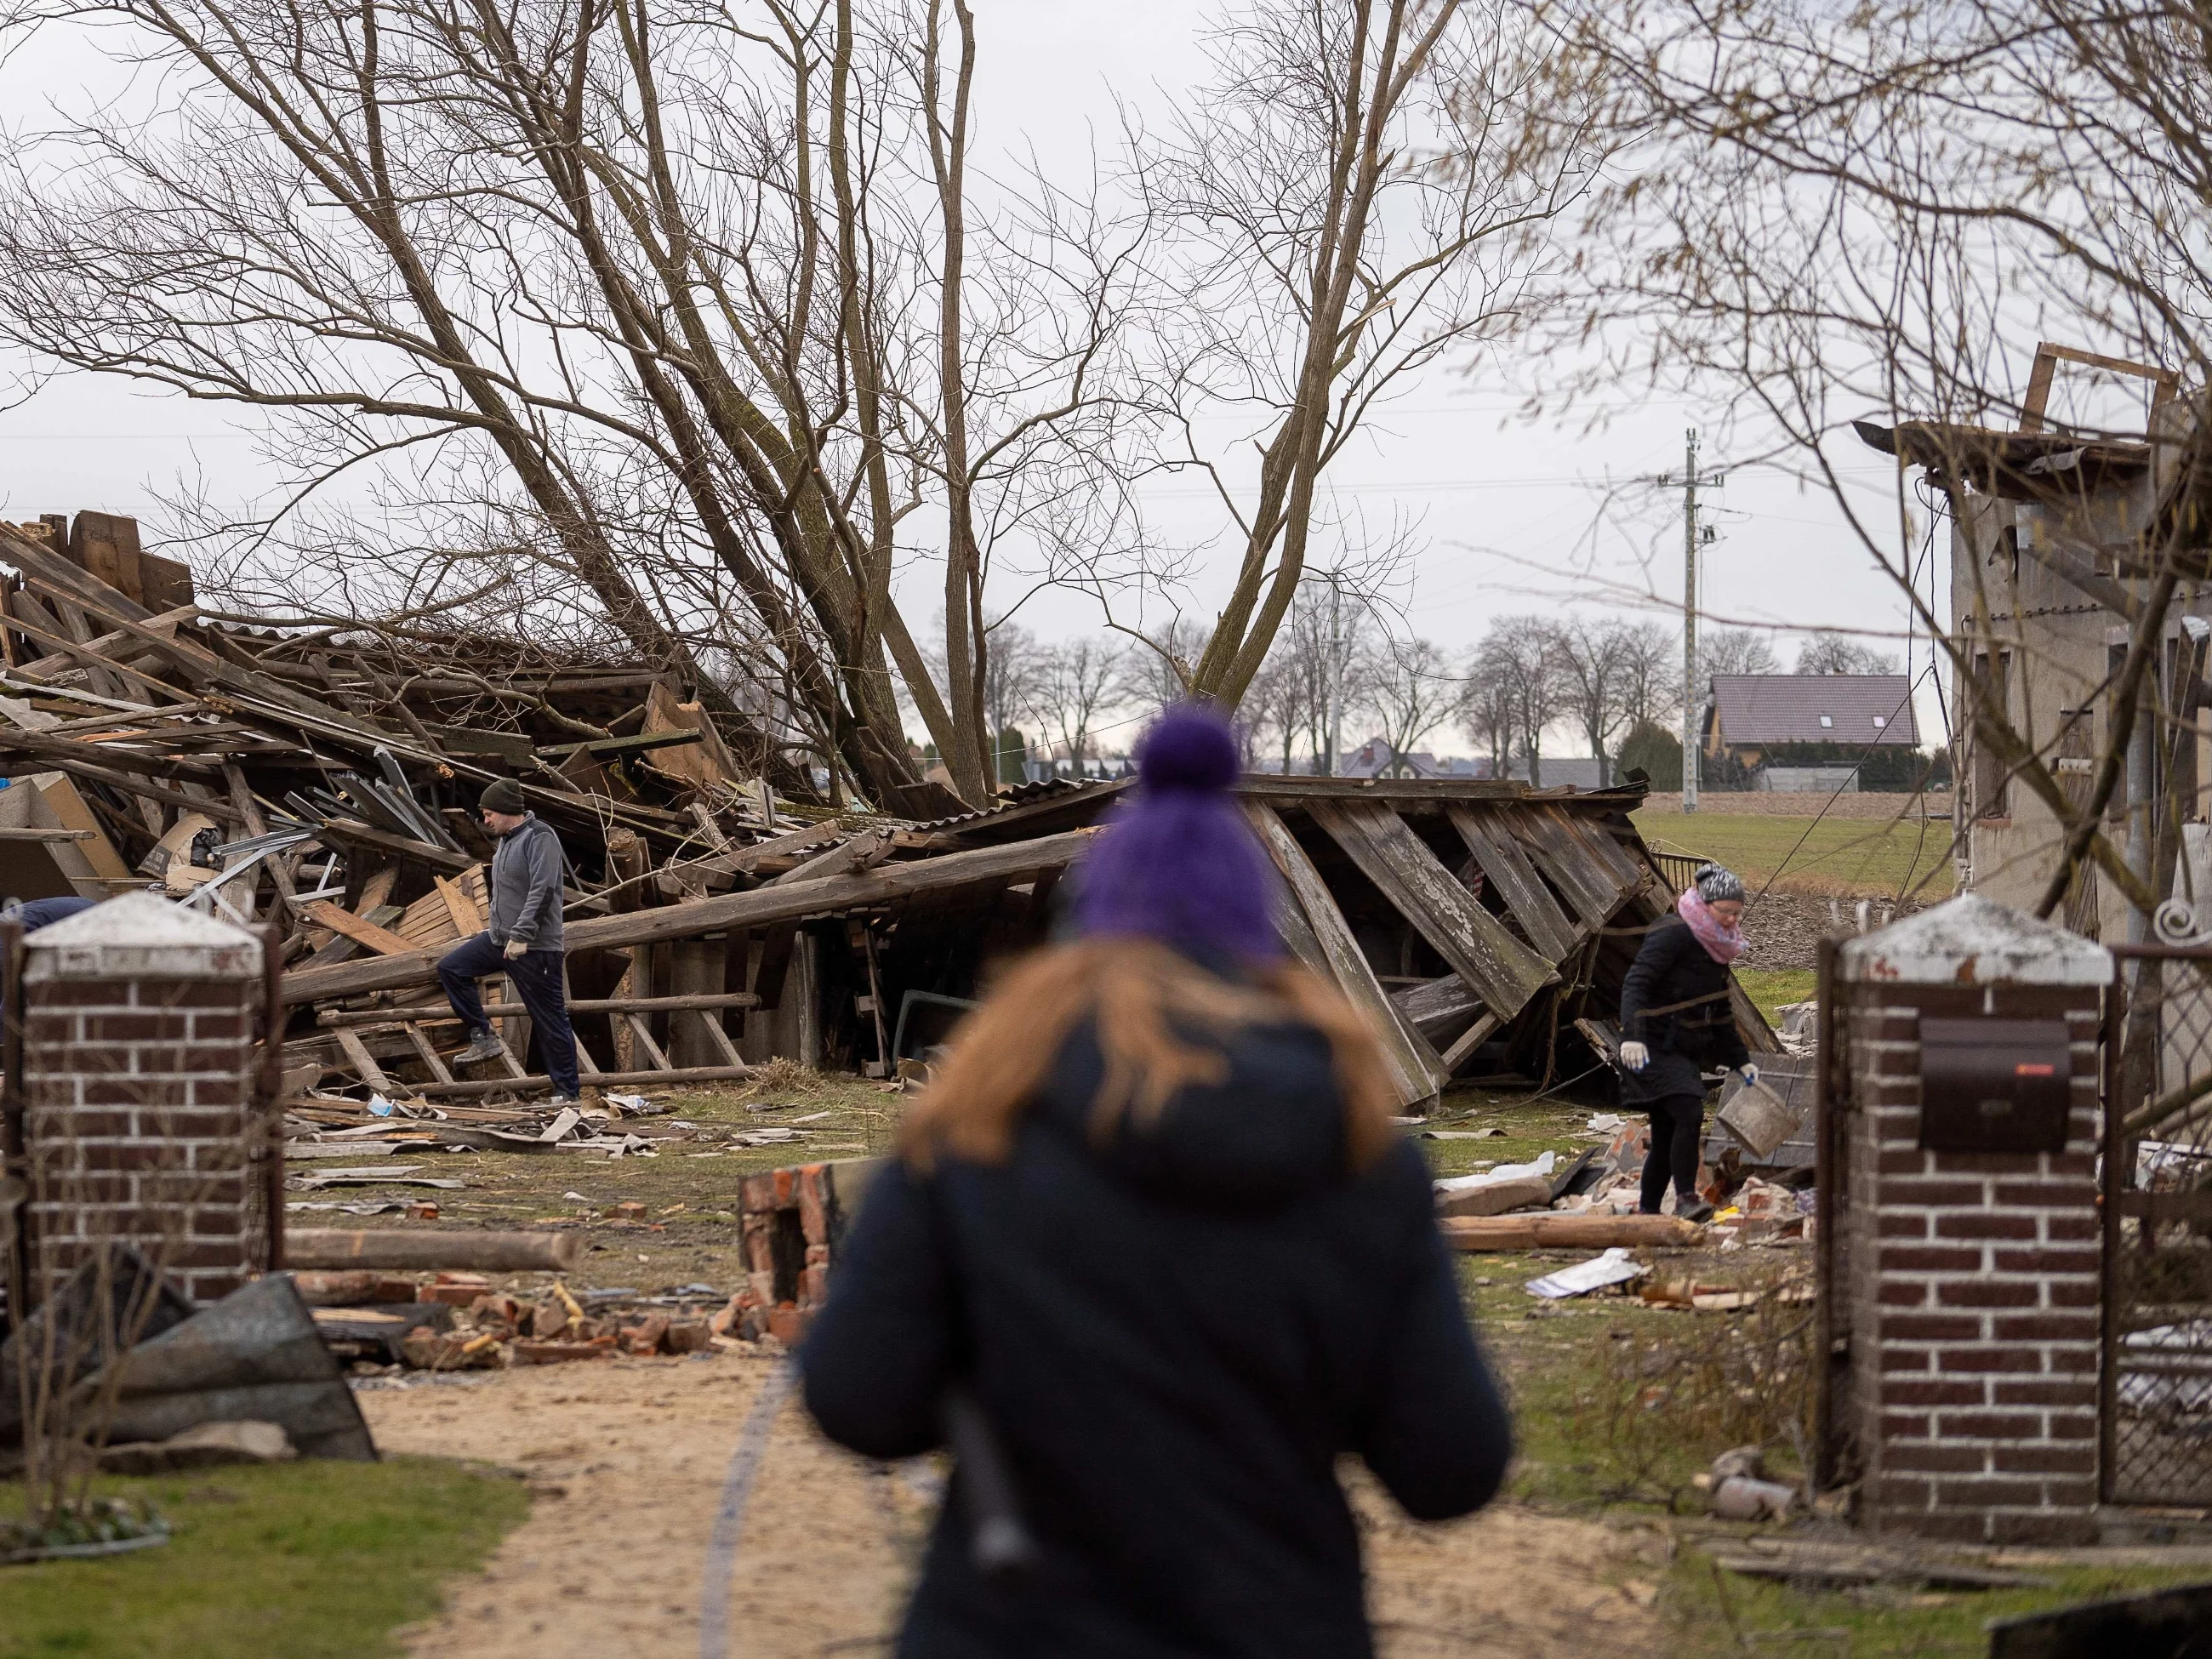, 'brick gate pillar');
1832,892,2111,1545
12,893,273,1309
